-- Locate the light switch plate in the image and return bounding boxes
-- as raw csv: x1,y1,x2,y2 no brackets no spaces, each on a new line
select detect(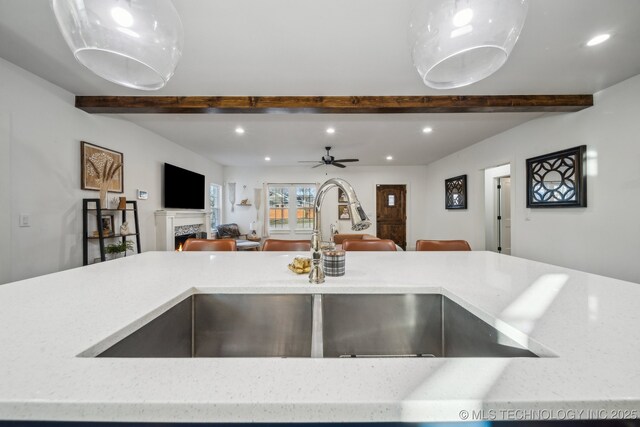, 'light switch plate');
19,214,30,227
